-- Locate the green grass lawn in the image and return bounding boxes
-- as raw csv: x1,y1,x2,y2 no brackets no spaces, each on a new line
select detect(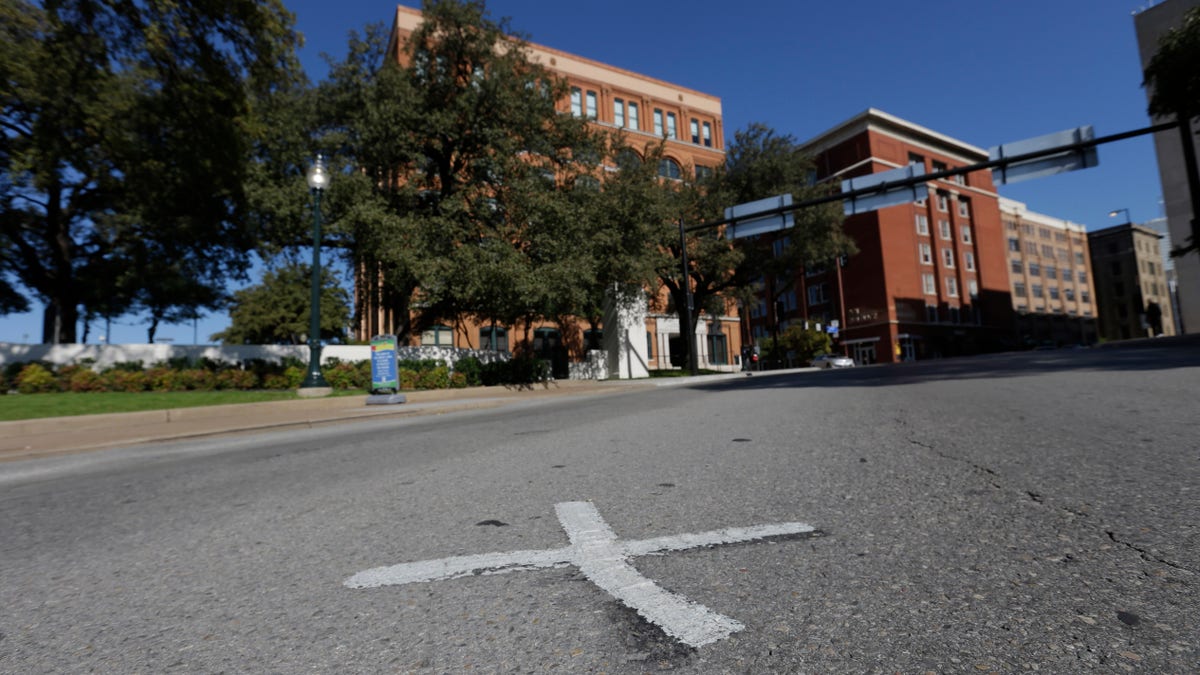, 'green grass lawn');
0,389,366,421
